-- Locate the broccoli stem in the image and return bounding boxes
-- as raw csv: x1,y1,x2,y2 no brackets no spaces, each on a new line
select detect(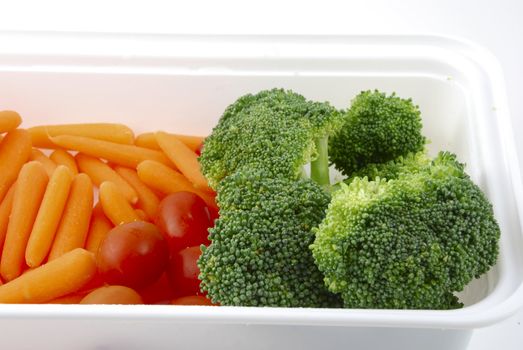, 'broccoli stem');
311,136,330,187
301,166,308,179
